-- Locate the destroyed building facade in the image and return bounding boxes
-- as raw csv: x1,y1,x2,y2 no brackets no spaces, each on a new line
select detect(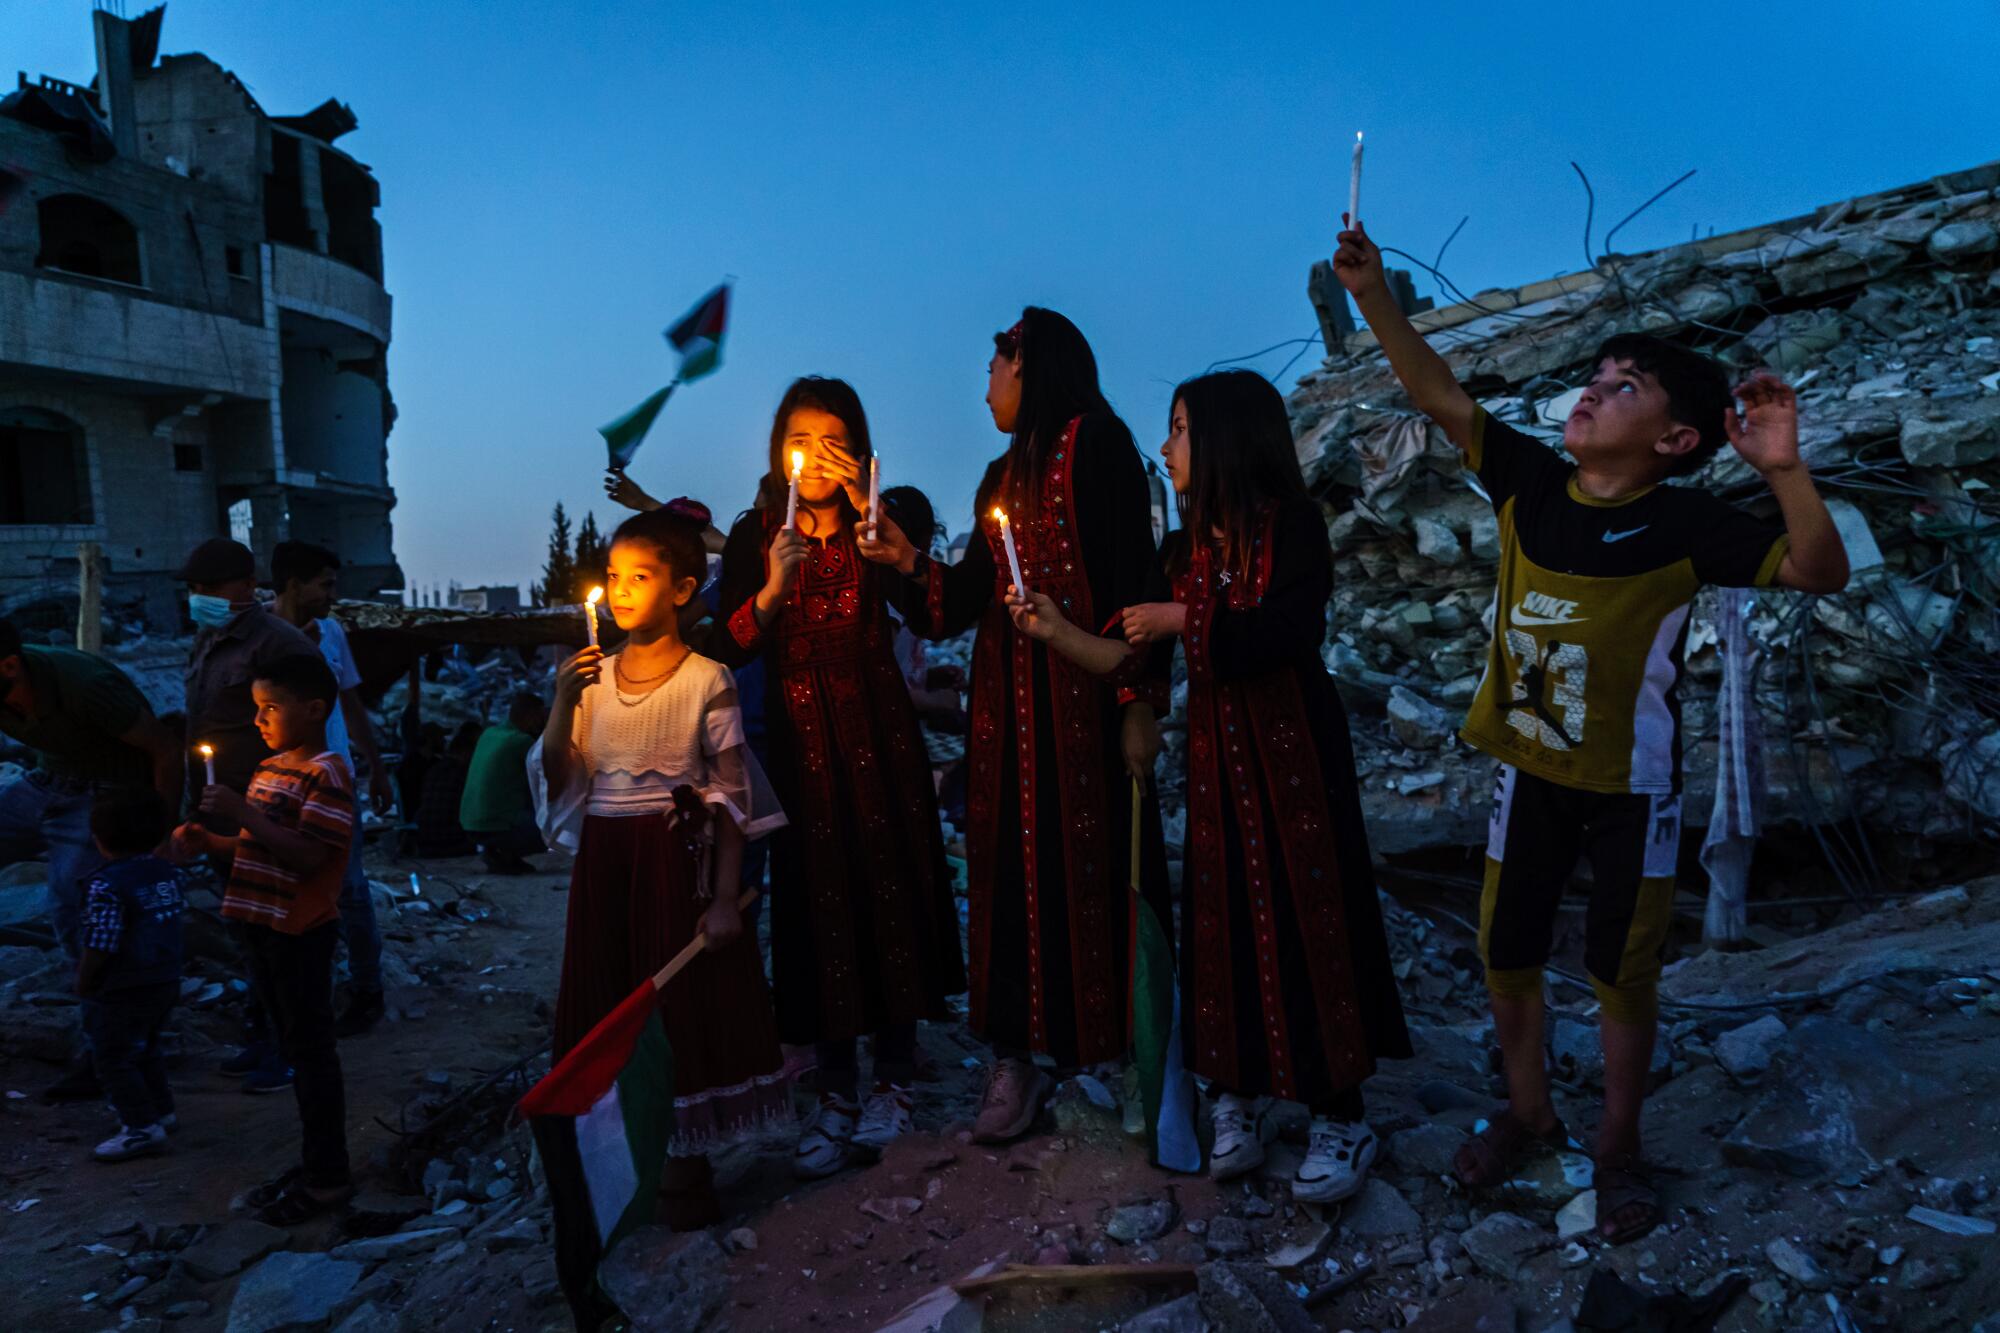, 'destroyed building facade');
0,6,399,631
1290,159,2000,873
